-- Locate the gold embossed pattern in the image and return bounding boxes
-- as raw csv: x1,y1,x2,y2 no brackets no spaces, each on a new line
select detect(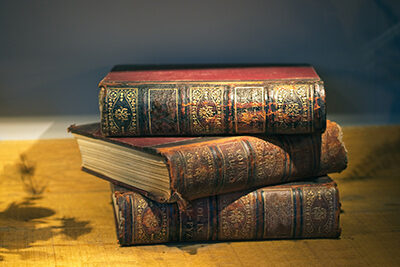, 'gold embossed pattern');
189,87,224,134
219,192,256,240
263,189,293,238
251,137,288,186
100,81,325,136
216,141,249,187
105,88,138,135
268,84,313,134
155,121,345,202
134,195,169,243
180,198,211,241
302,186,336,237
113,177,340,244
234,87,265,133
178,147,216,196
